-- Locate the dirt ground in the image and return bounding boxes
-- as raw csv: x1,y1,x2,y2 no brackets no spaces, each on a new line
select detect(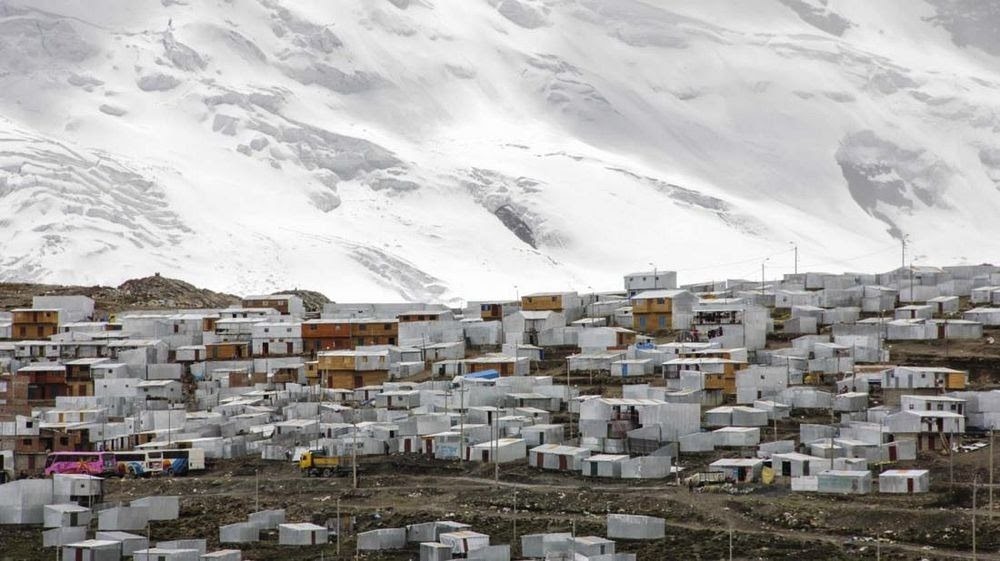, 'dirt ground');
3,451,999,561
0,276,240,316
